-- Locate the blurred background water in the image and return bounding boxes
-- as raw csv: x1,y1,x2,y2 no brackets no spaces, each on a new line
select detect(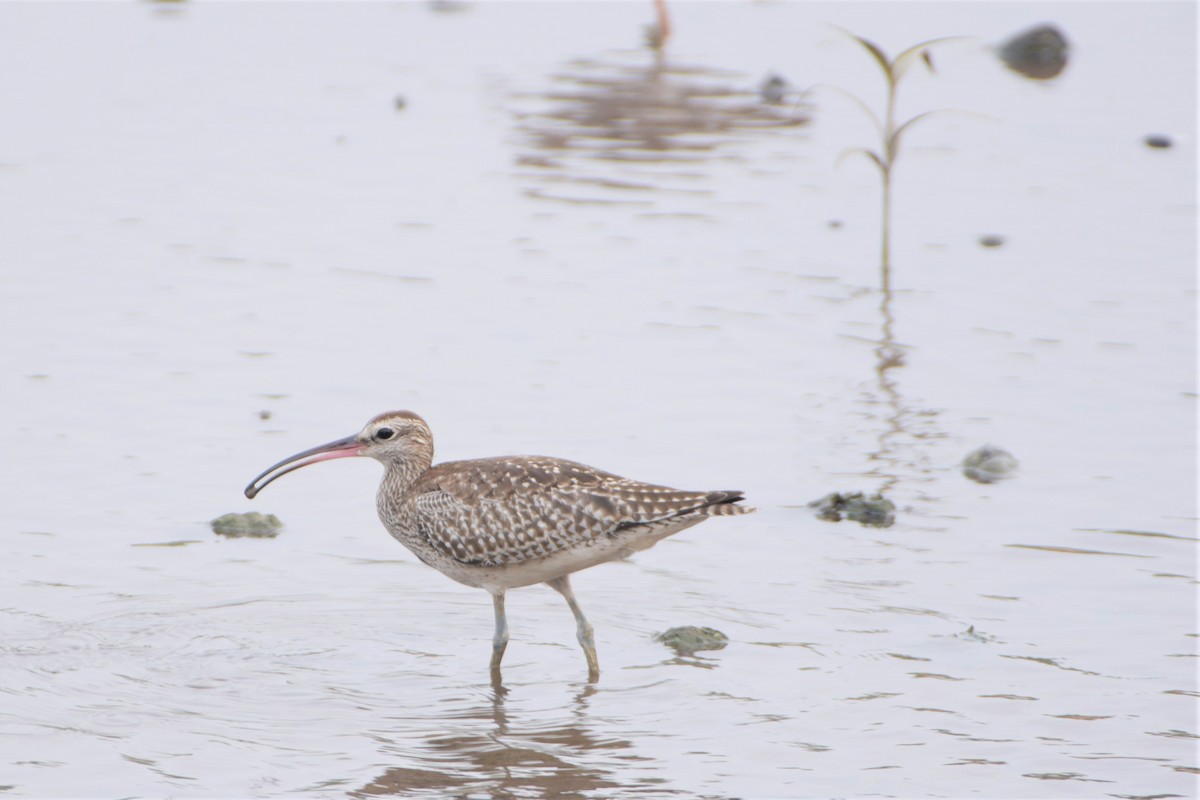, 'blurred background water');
0,2,1195,798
